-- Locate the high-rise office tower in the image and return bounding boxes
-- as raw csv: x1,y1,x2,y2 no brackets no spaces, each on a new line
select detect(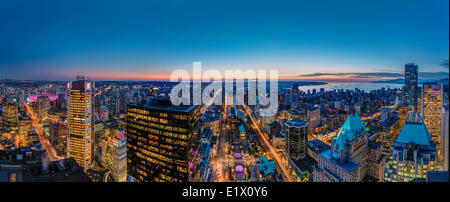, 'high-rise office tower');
307,106,321,133
441,107,448,171
198,127,213,182
126,98,200,182
37,95,50,123
49,122,68,156
94,95,102,116
290,83,299,110
285,119,308,160
68,75,94,170
94,120,105,152
422,83,443,153
404,63,418,112
417,87,422,114
380,108,390,123
3,97,18,130
379,113,401,154
102,131,127,182
384,113,437,182
18,116,32,147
